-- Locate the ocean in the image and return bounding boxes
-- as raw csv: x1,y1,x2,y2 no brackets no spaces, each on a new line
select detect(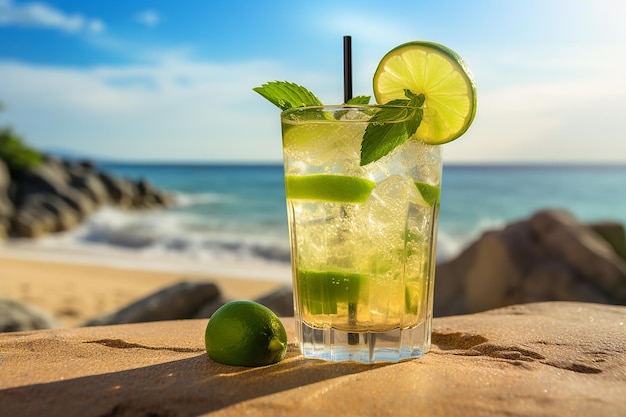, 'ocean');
8,163,626,283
